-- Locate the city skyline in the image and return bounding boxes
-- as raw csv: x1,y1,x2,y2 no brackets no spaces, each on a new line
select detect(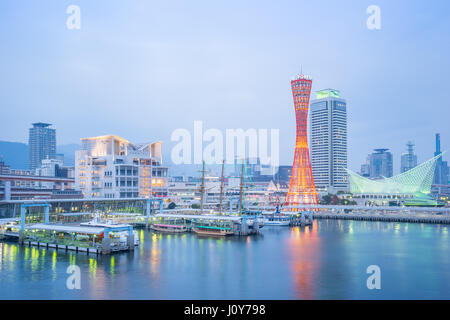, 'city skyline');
1,1,450,304
0,1,449,174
